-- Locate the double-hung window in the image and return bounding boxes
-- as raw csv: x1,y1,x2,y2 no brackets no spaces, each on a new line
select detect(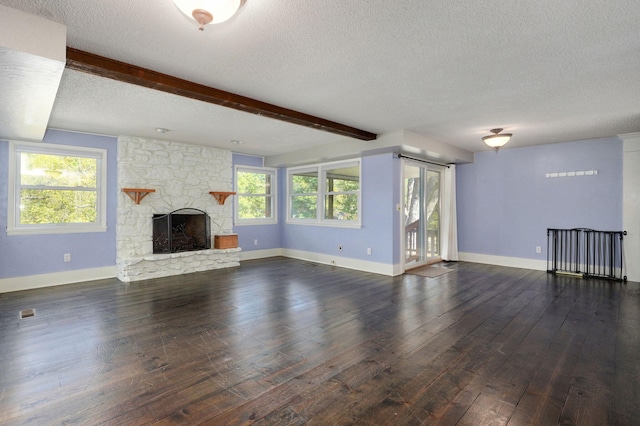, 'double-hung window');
7,141,107,235
323,162,360,222
287,159,361,227
234,166,277,224
289,168,318,220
